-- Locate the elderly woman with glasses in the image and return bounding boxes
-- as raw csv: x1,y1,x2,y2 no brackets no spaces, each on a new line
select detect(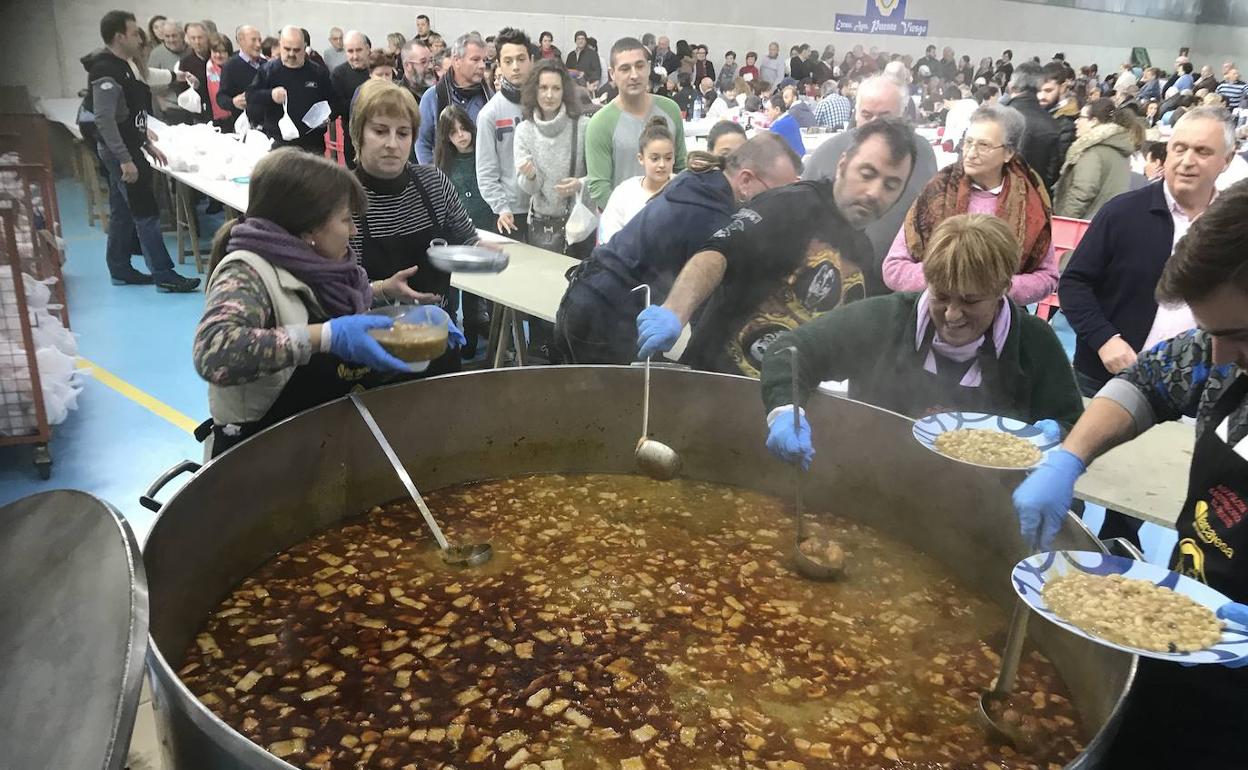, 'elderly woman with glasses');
882,103,1058,306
